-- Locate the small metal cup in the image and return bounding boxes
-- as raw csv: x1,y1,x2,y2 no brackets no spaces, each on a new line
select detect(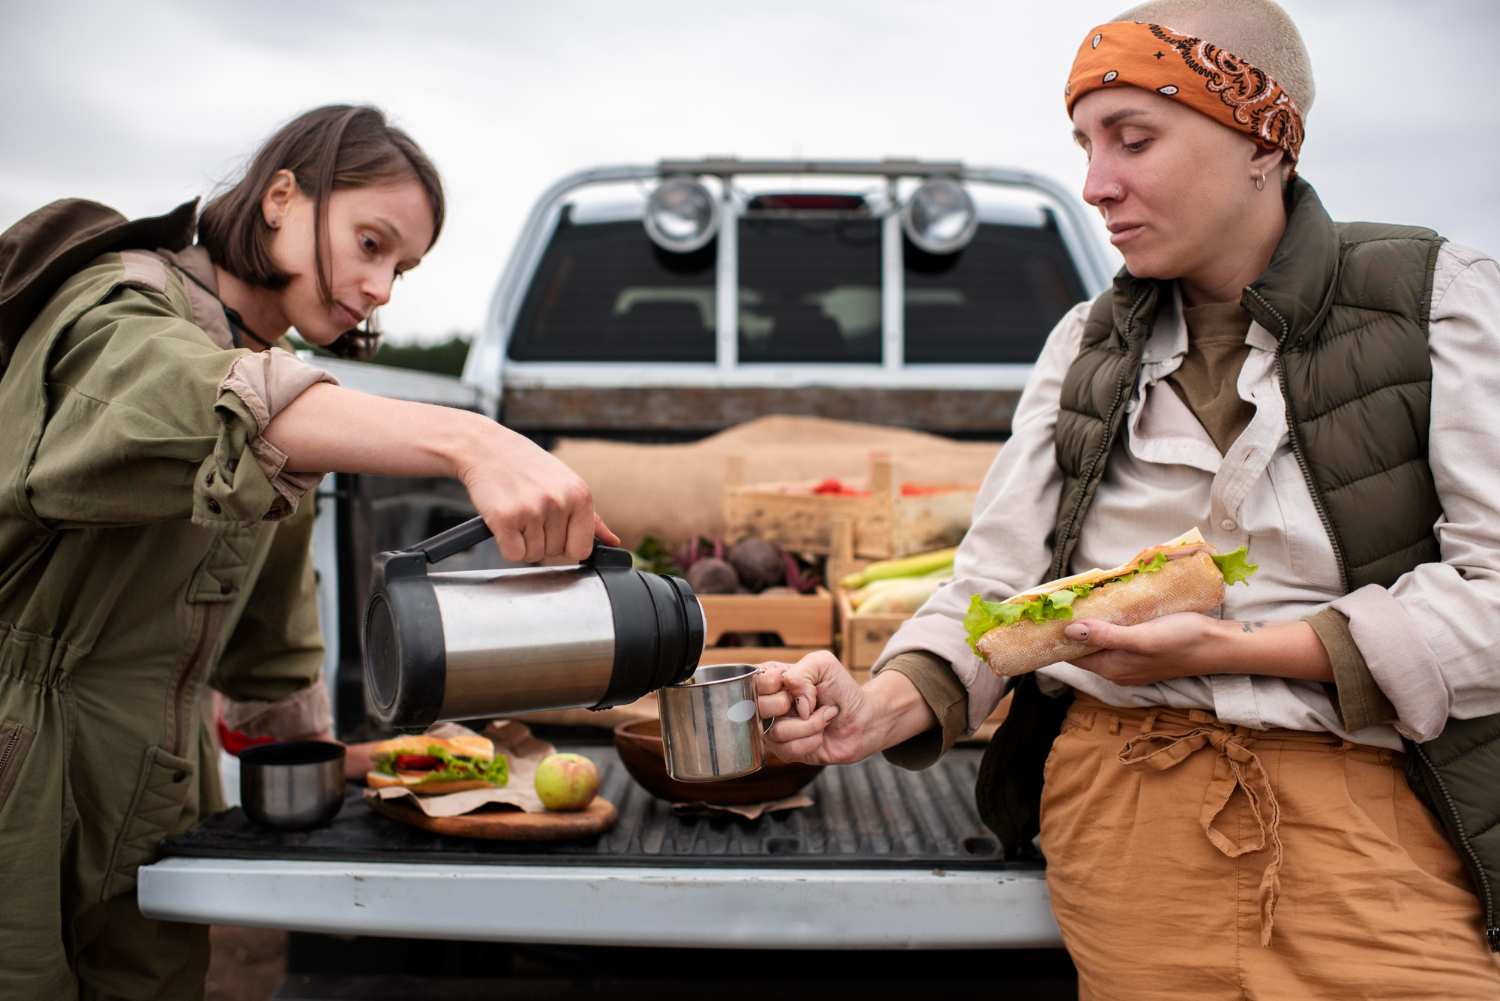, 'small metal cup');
239,741,346,830
657,663,771,782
